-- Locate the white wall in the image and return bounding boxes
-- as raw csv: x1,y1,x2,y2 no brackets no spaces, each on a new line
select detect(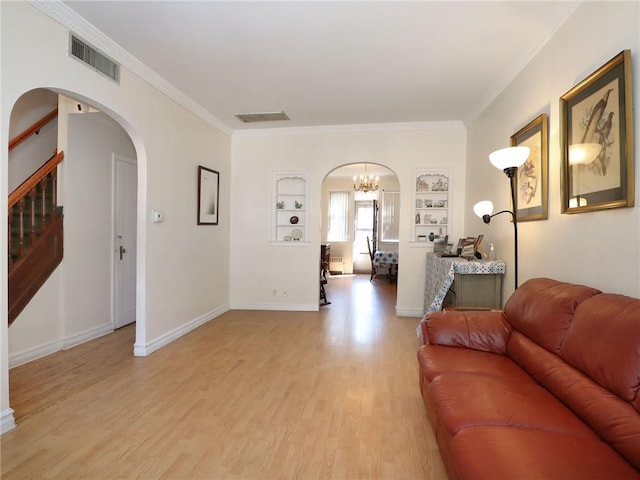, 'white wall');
1,1,231,432
8,89,58,191
465,1,640,299
230,124,467,315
